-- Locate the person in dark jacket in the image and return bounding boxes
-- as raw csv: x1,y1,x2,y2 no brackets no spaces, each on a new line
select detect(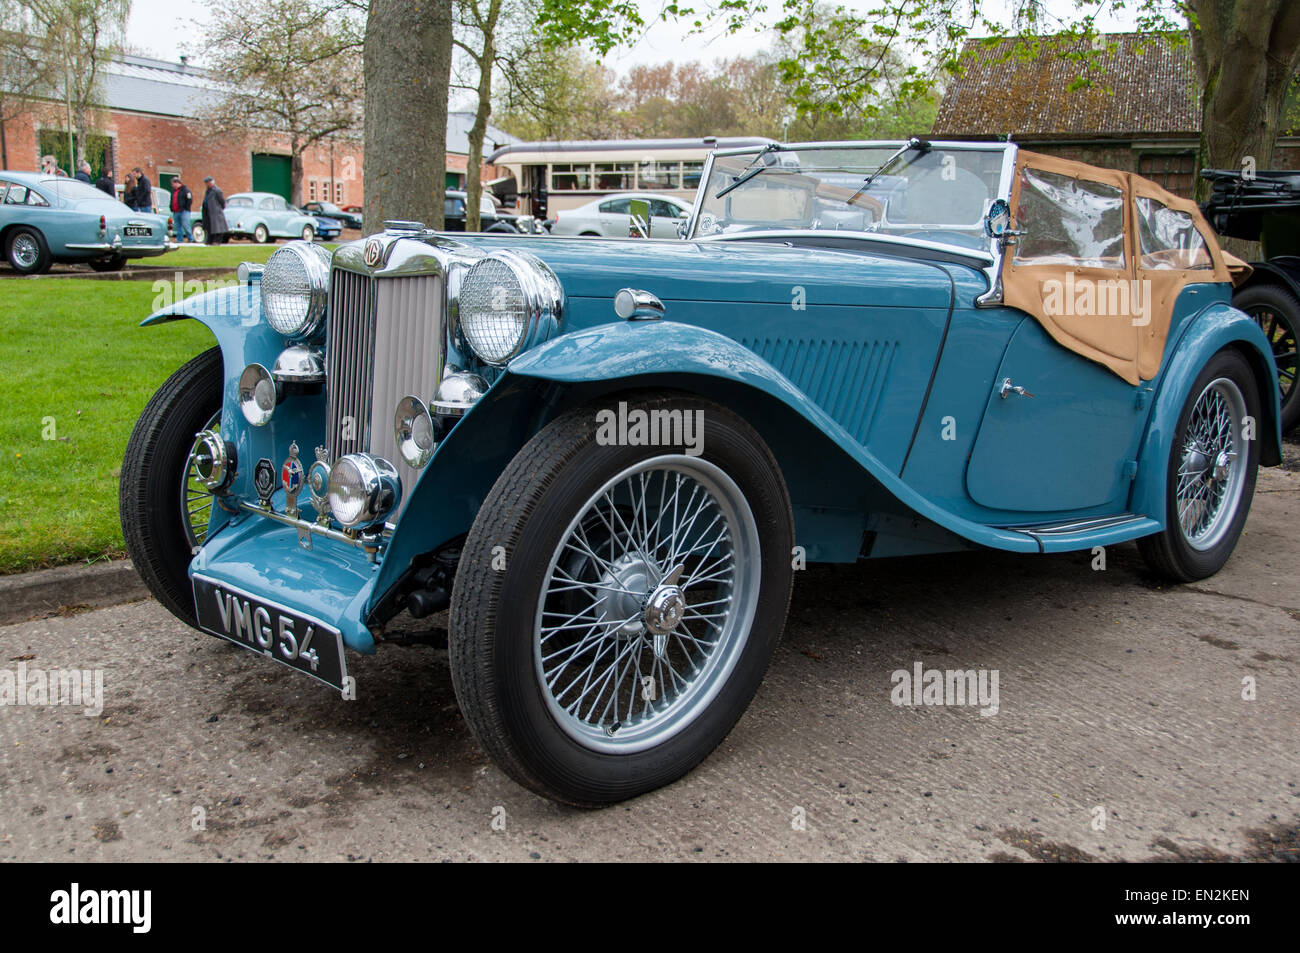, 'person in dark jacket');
170,178,194,242
201,176,228,244
131,166,152,212
75,160,92,183
95,171,115,197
